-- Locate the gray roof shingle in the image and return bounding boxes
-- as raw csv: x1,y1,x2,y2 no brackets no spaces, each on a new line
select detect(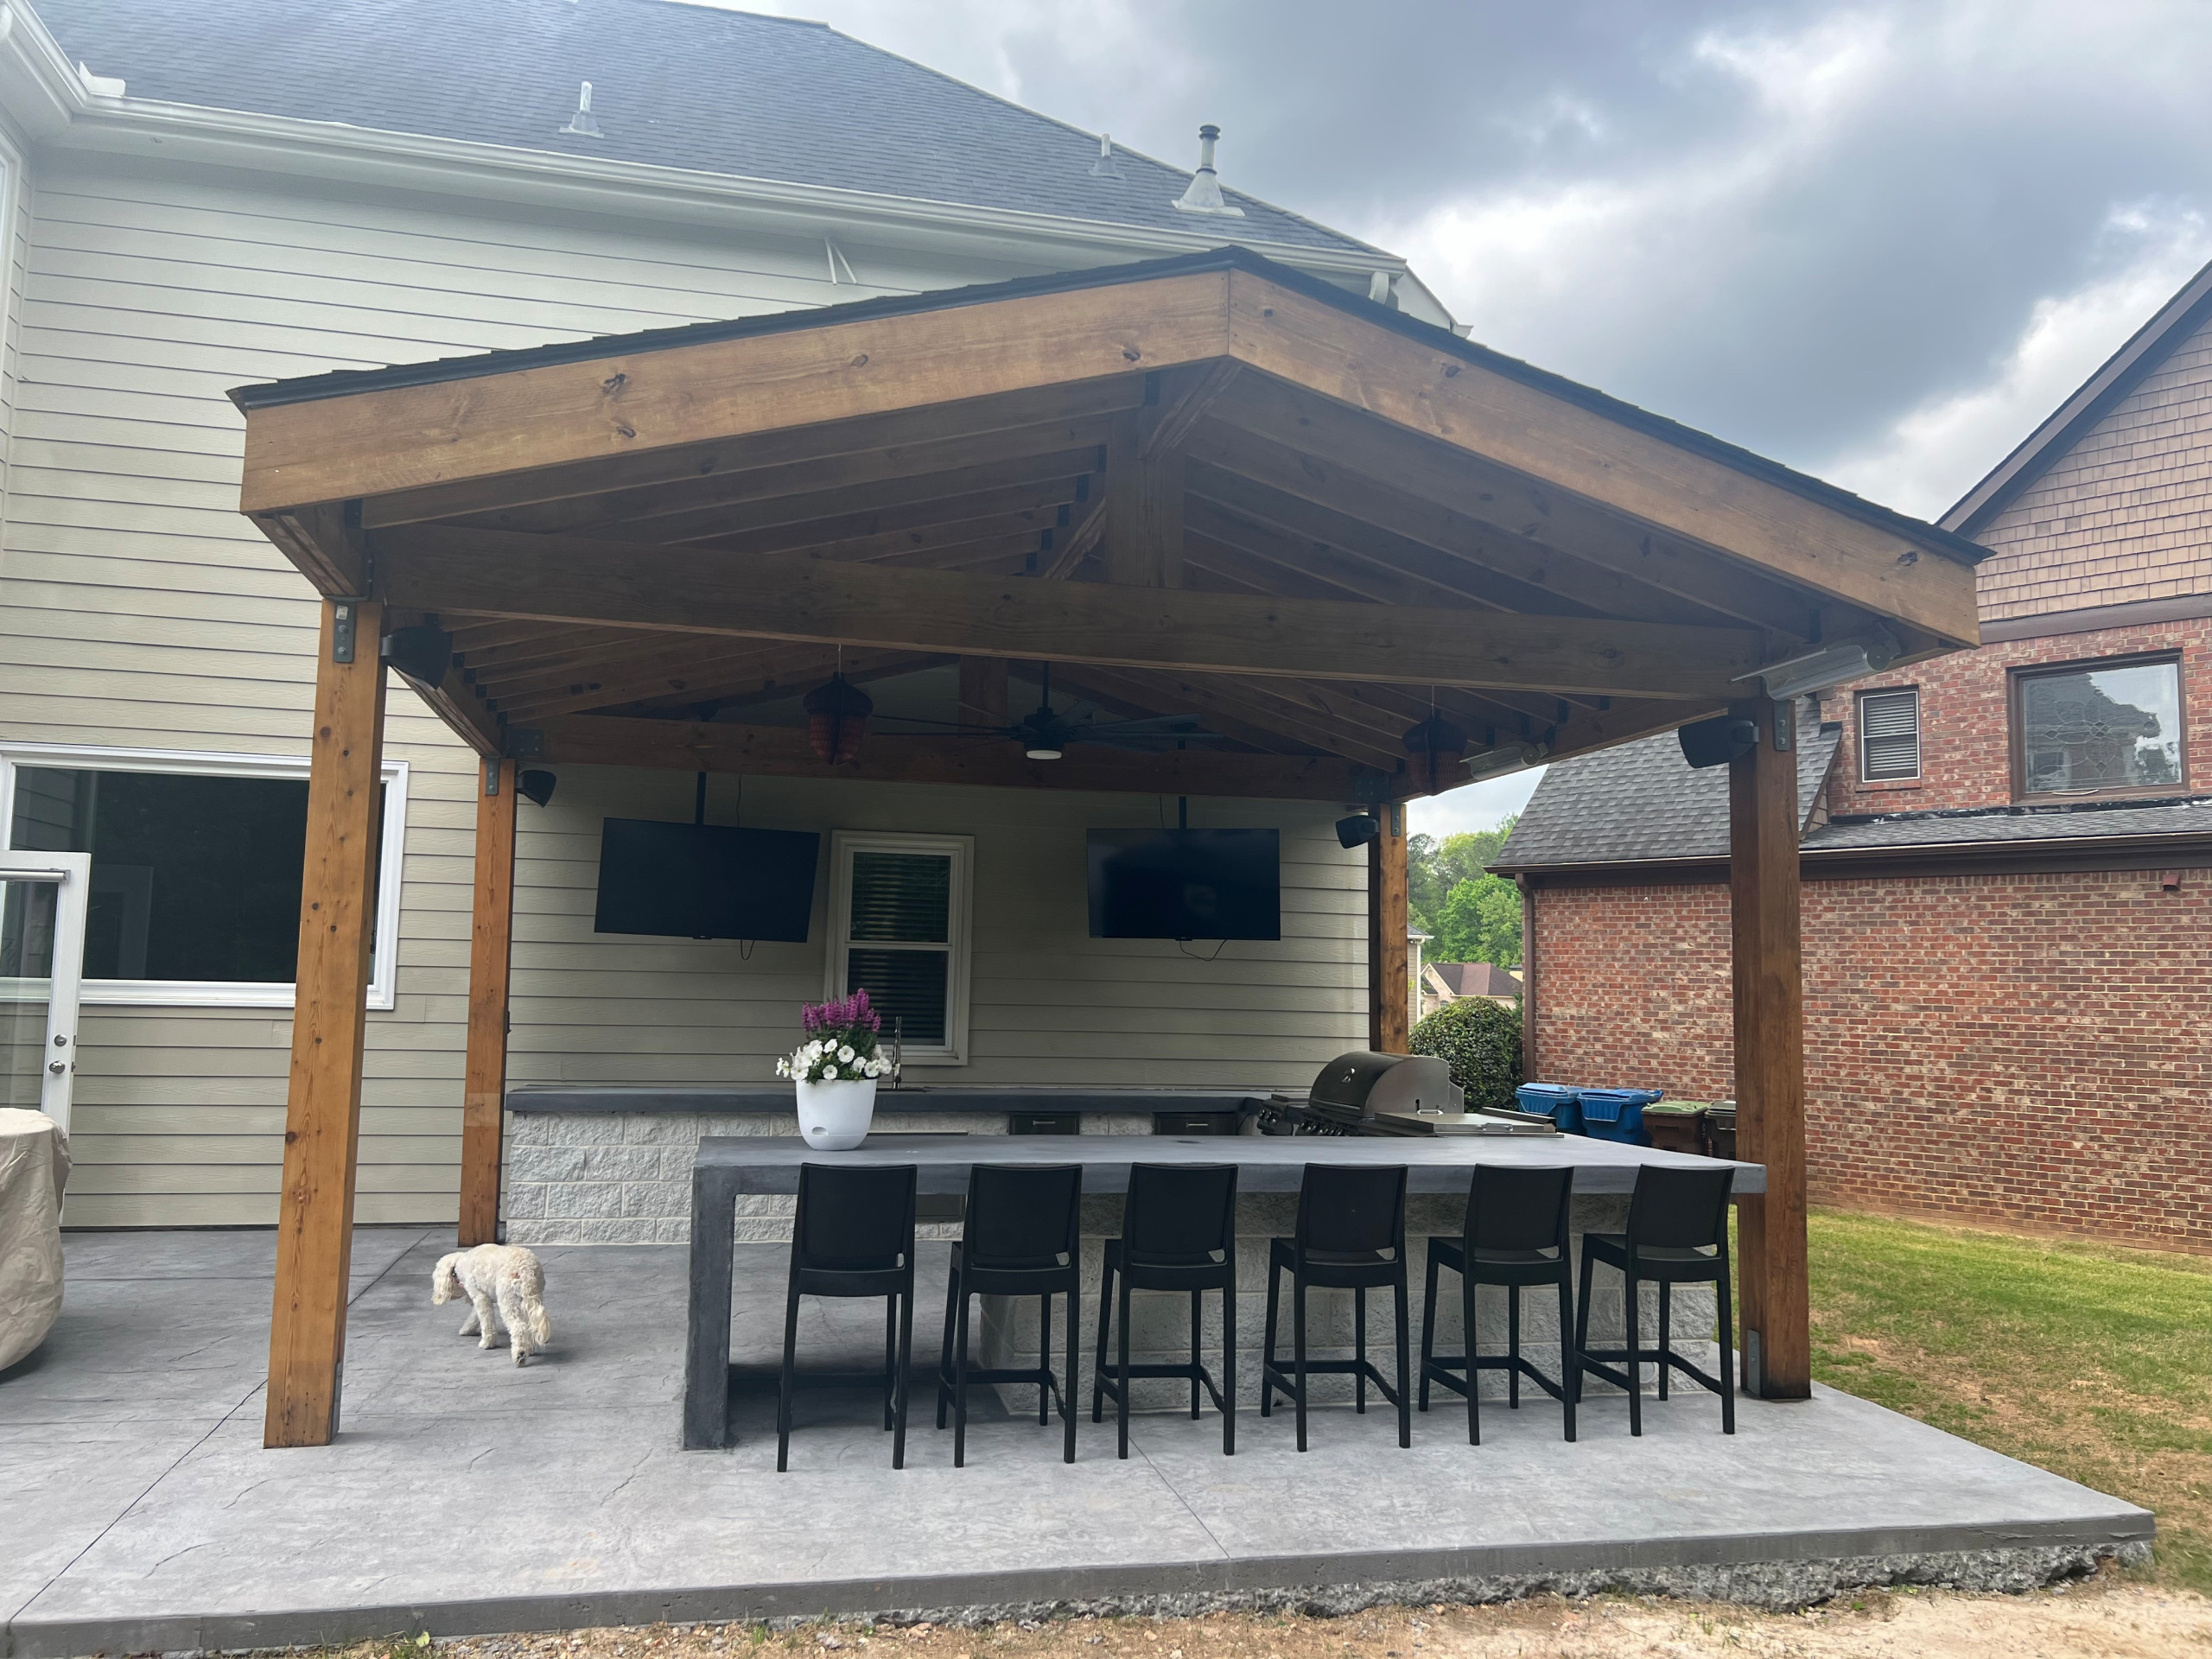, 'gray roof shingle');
1493,719,2212,871
33,0,1376,257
